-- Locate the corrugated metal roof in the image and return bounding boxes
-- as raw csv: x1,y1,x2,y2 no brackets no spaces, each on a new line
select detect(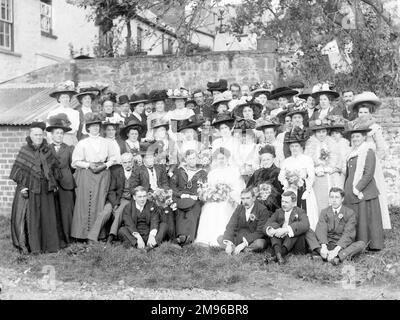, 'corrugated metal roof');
0,87,79,125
